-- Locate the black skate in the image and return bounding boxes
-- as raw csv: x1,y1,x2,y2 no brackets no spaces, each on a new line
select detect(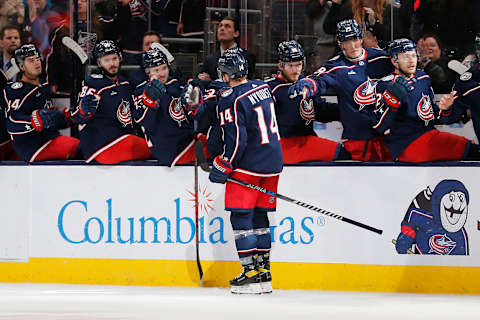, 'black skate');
230,263,261,294
258,254,272,294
